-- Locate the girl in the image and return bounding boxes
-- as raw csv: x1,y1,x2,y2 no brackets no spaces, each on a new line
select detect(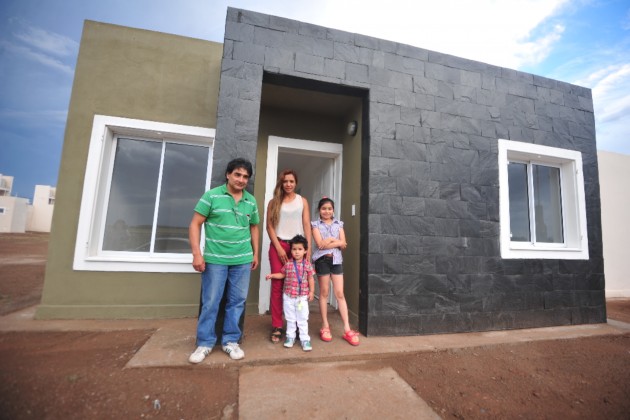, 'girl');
311,197,360,346
266,169,311,343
